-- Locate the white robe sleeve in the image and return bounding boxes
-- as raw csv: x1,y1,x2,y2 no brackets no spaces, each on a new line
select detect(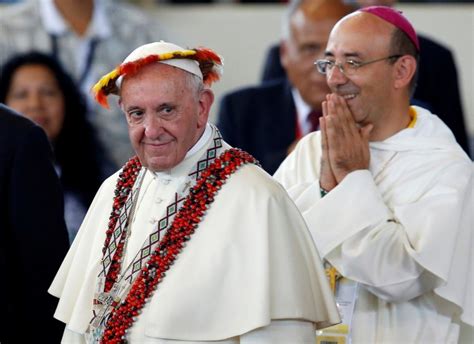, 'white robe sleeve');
307,170,439,302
